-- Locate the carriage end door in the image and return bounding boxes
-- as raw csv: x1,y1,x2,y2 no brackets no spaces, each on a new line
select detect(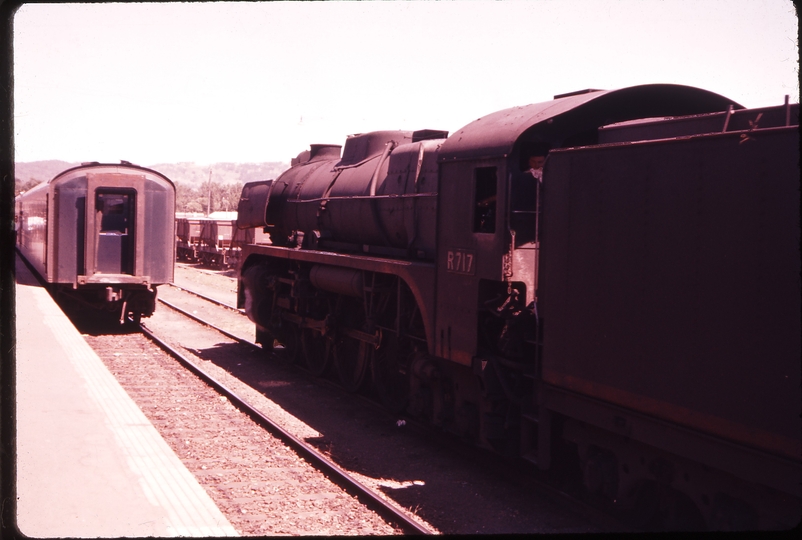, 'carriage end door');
95,191,135,274
84,173,146,278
